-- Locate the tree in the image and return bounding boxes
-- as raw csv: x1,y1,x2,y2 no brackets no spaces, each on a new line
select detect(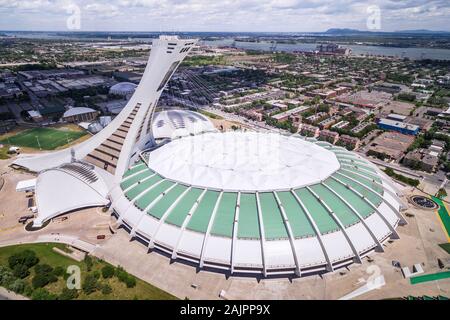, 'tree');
124,276,136,288
31,288,58,300
12,264,30,279
53,266,64,277
101,265,115,279
0,266,14,287
82,274,99,295
8,250,39,270
8,279,26,294
437,188,447,199
59,288,79,300
32,264,57,289
101,284,112,295
84,255,93,272
116,267,137,288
